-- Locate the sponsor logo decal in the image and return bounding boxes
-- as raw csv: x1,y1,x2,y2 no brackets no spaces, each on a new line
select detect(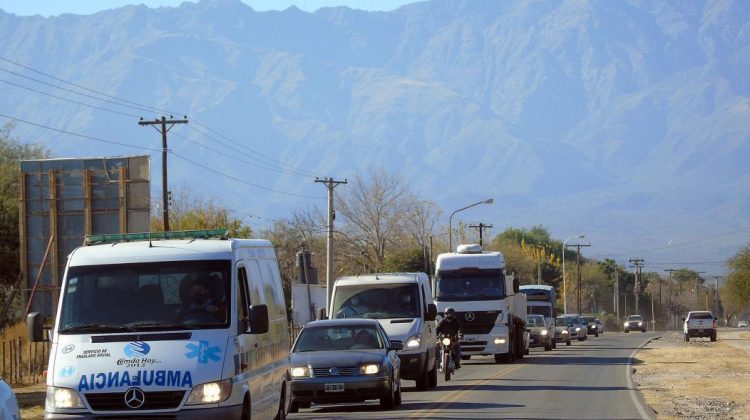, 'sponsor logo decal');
185,340,221,364
62,344,75,354
77,348,111,359
77,370,193,392
124,342,150,357
59,366,75,378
